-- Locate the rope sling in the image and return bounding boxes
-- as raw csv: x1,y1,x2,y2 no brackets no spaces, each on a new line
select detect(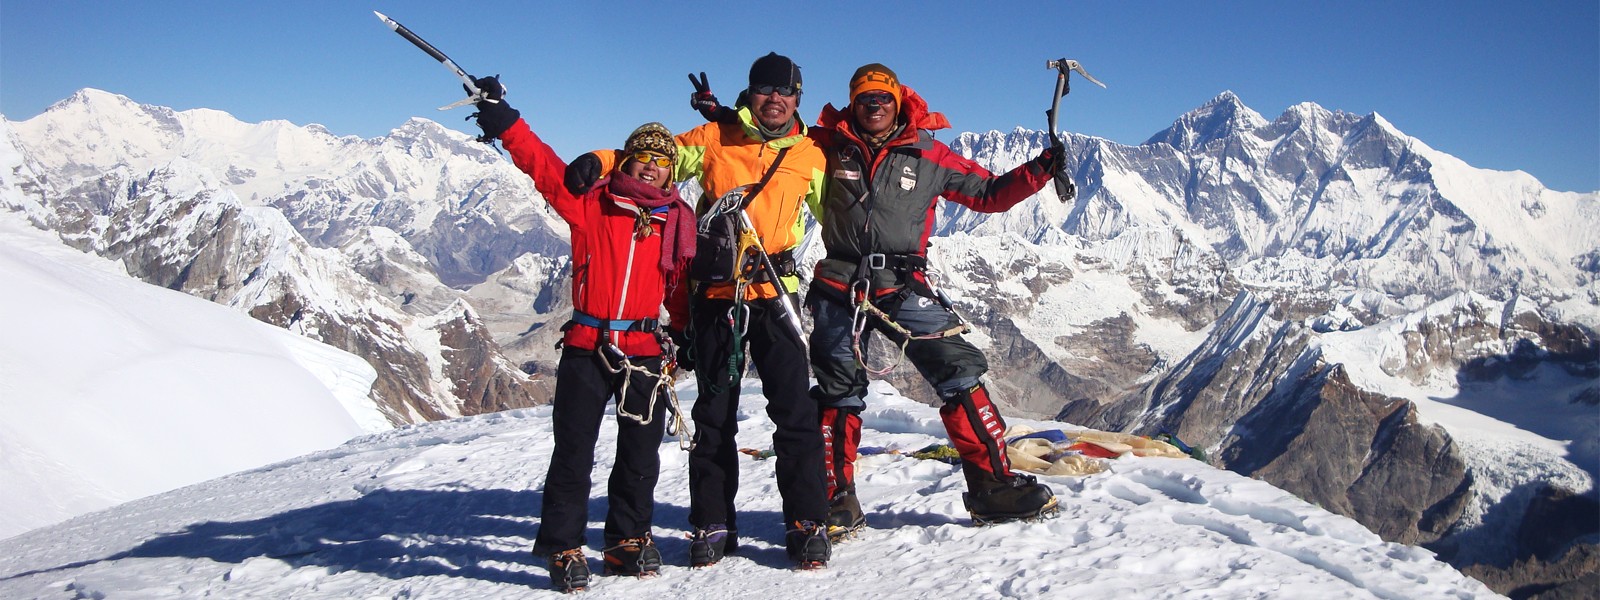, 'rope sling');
847,265,972,377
